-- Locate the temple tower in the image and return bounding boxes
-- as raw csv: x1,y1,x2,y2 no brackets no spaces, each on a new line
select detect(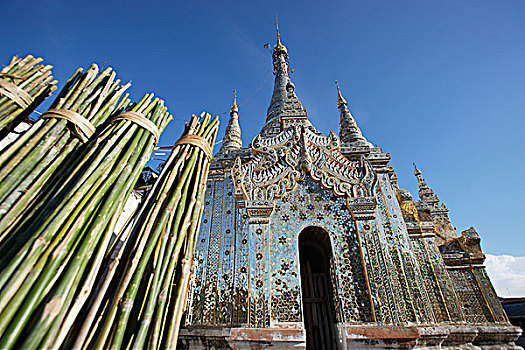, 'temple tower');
179,25,520,350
